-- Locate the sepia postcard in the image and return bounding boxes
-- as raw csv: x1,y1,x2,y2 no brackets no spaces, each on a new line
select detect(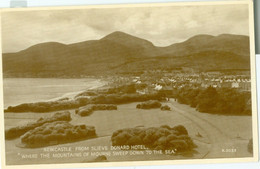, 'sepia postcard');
0,0,258,169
